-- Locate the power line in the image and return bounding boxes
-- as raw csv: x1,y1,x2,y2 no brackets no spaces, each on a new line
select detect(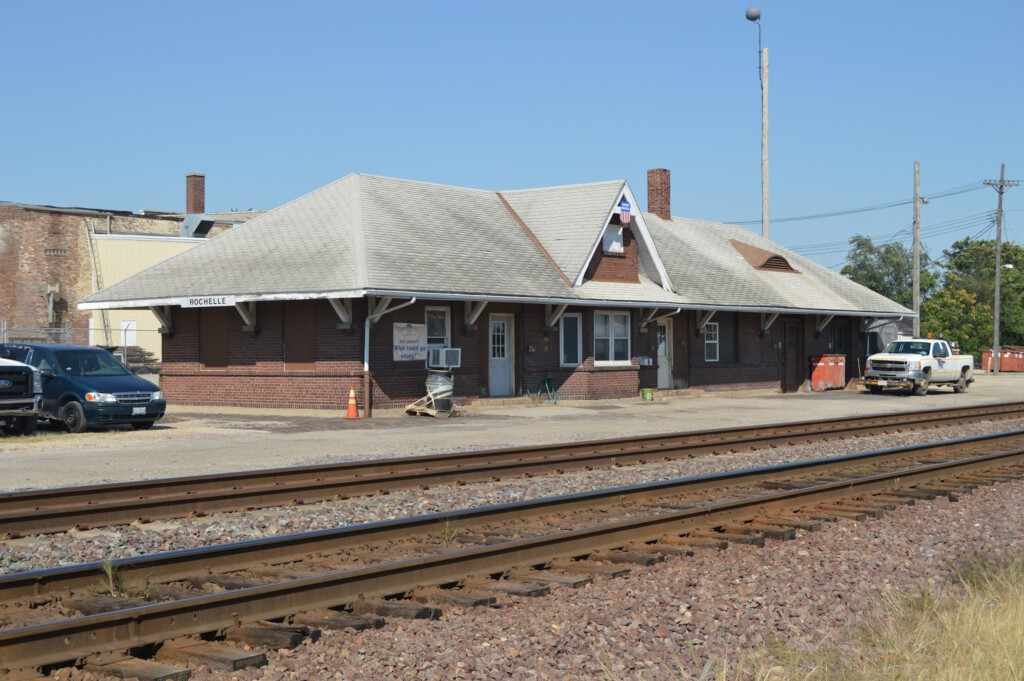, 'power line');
723,181,986,226
827,219,998,271
788,211,995,257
